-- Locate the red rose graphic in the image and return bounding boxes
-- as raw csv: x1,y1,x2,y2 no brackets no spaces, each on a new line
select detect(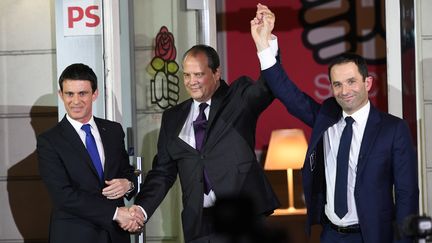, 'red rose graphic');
155,26,177,61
